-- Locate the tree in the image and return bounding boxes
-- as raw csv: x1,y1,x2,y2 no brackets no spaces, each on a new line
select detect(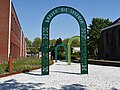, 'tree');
71,39,80,47
25,37,32,47
88,18,112,56
63,38,69,46
55,38,65,60
32,37,41,53
55,38,62,46
25,37,34,55
63,37,80,47
55,38,64,52
50,39,56,46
